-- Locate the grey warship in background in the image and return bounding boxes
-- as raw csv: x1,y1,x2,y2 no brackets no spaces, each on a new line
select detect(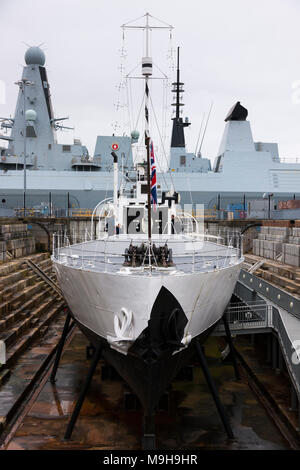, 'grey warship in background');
1,43,300,216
